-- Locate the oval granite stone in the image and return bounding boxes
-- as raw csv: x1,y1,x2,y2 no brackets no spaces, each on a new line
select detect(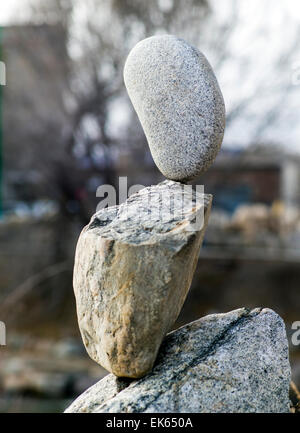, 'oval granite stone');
124,35,226,181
